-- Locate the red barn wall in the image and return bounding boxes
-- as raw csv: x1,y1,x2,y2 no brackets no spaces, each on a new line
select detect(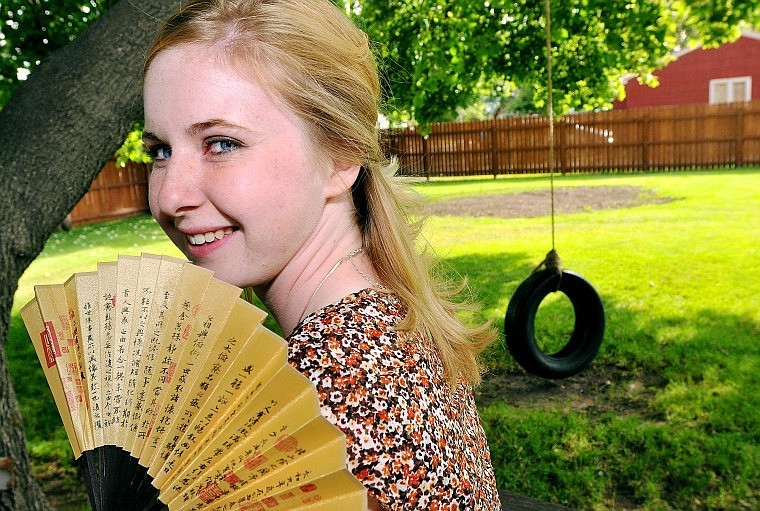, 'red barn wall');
615,33,760,109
